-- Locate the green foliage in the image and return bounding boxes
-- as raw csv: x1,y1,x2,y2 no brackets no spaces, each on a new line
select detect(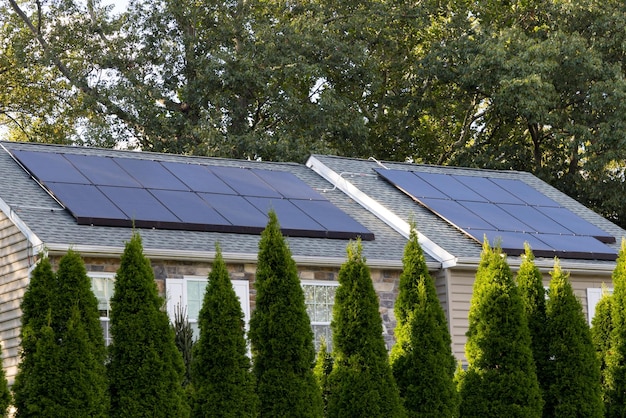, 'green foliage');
107,233,190,418
249,211,323,417
190,244,258,417
515,244,550,401
544,260,603,417
0,347,12,417
591,287,613,407
326,240,405,418
13,256,55,415
606,239,626,417
14,251,108,417
458,240,543,418
390,227,457,417
173,304,194,387
313,337,334,416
